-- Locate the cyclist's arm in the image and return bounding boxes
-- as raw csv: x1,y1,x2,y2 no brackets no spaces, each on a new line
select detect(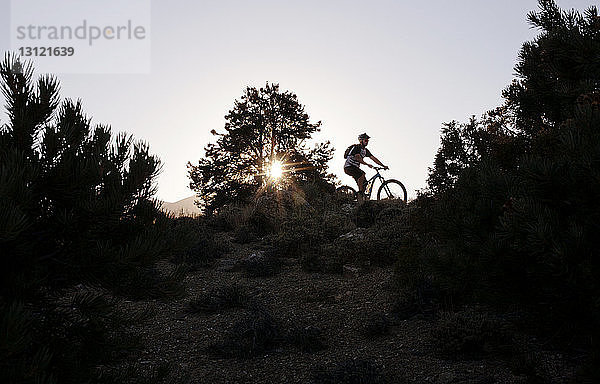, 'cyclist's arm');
368,155,388,169
353,154,373,168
